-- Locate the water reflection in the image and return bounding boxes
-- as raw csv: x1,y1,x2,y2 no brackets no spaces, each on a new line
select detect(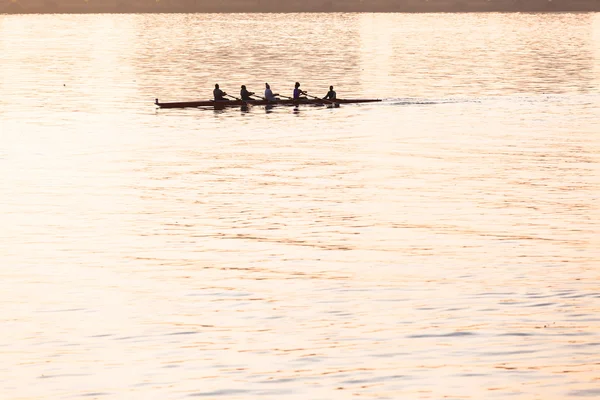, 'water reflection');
128,12,600,100
359,13,597,97
130,13,362,102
